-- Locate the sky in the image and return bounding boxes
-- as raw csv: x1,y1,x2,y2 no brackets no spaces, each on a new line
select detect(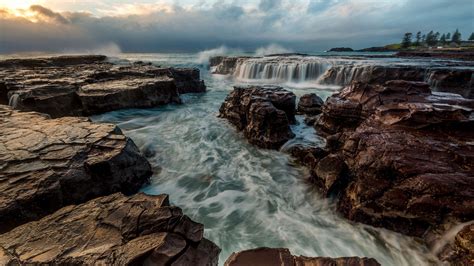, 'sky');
0,0,473,54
